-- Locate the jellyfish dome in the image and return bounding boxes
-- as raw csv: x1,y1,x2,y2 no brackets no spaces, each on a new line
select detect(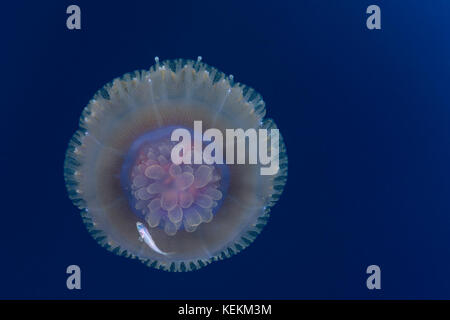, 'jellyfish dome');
64,57,288,271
